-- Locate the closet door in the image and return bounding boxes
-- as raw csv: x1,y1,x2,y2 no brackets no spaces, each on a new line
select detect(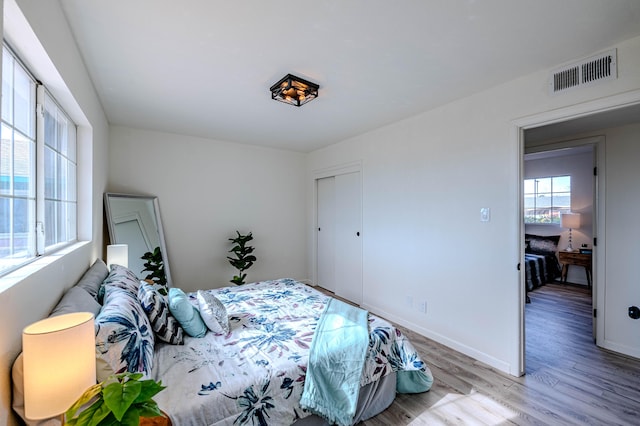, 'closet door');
316,177,336,292
334,171,362,304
